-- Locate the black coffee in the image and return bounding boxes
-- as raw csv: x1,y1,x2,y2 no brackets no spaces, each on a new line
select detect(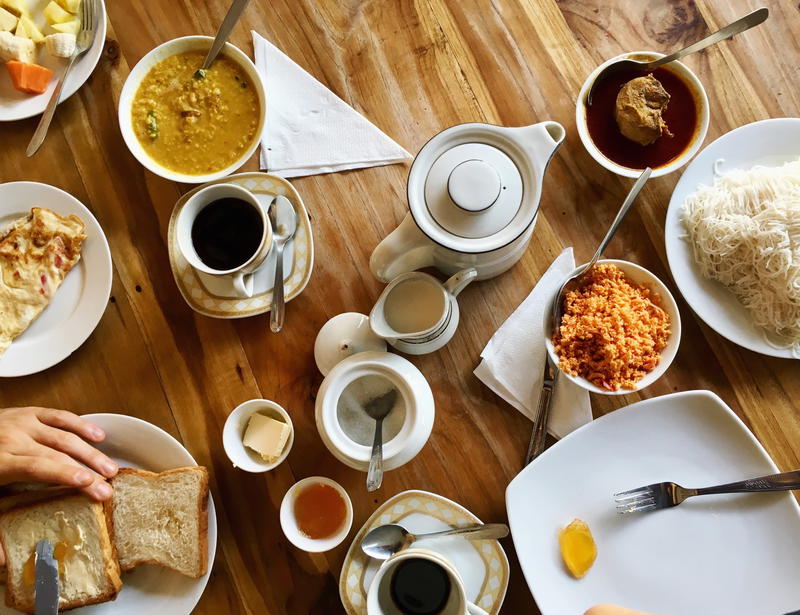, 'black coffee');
390,558,451,615
191,198,263,271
